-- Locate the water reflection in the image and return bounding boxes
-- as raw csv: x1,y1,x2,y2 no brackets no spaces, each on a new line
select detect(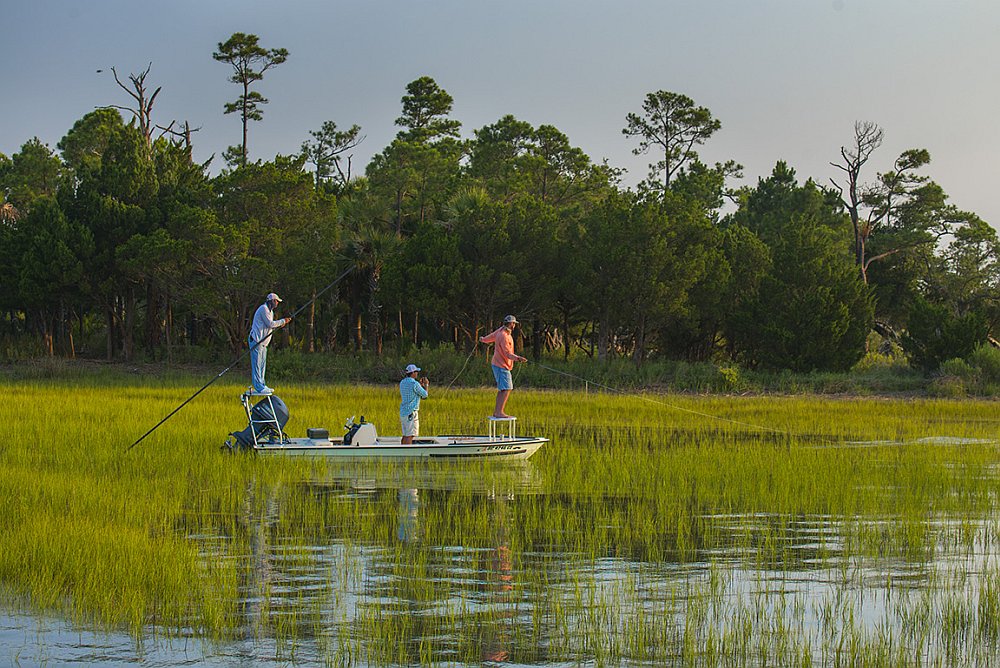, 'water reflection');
204,461,544,664
480,497,514,664
348,465,526,664
6,457,1000,665
240,479,279,638
397,488,420,544
315,459,544,497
